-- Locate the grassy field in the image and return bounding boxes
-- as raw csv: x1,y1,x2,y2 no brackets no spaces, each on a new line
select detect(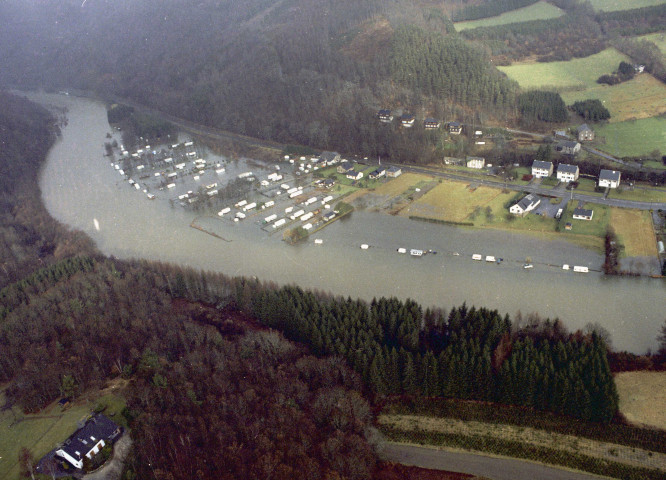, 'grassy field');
404,180,509,222
610,208,657,257
454,1,564,31
616,371,666,430
636,32,666,55
589,0,666,12
560,74,666,123
608,185,666,202
562,202,611,237
0,387,126,480
498,48,630,90
594,116,666,157
371,172,432,197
